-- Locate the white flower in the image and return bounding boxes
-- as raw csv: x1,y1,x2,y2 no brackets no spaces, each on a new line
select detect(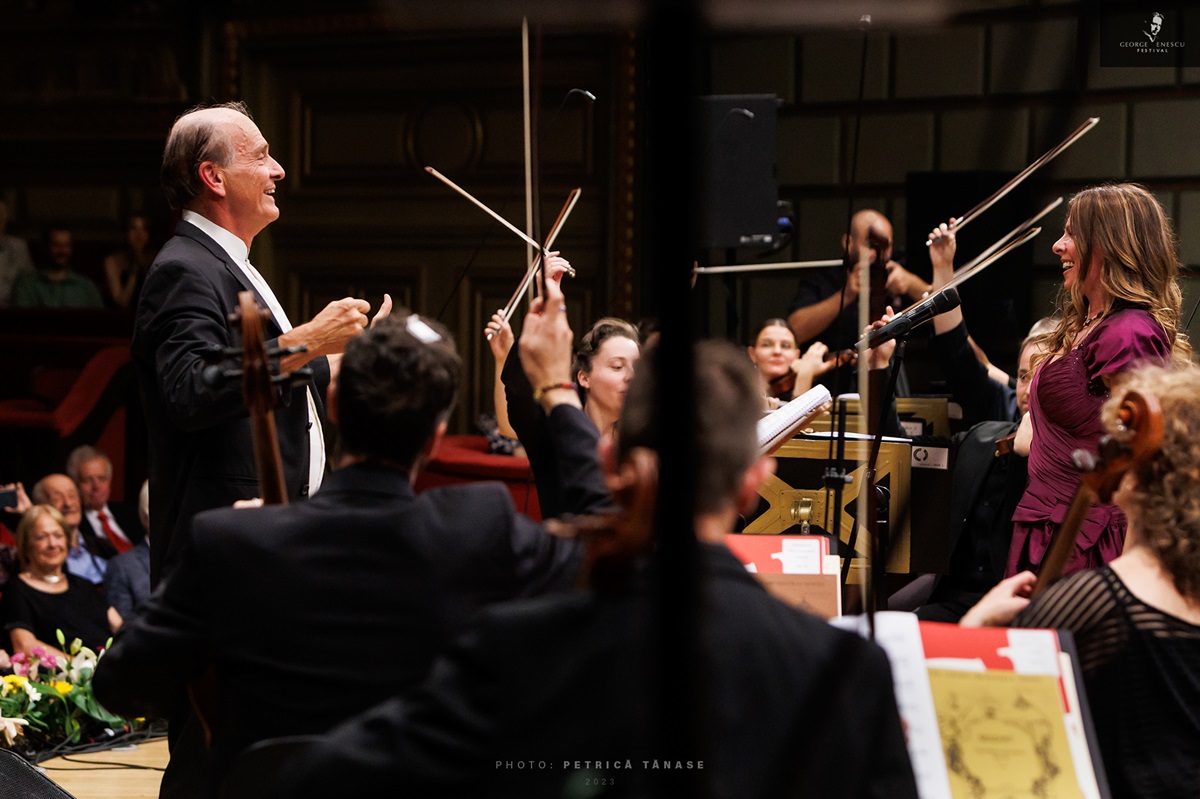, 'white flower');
21,681,41,704
67,648,98,684
0,716,27,745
